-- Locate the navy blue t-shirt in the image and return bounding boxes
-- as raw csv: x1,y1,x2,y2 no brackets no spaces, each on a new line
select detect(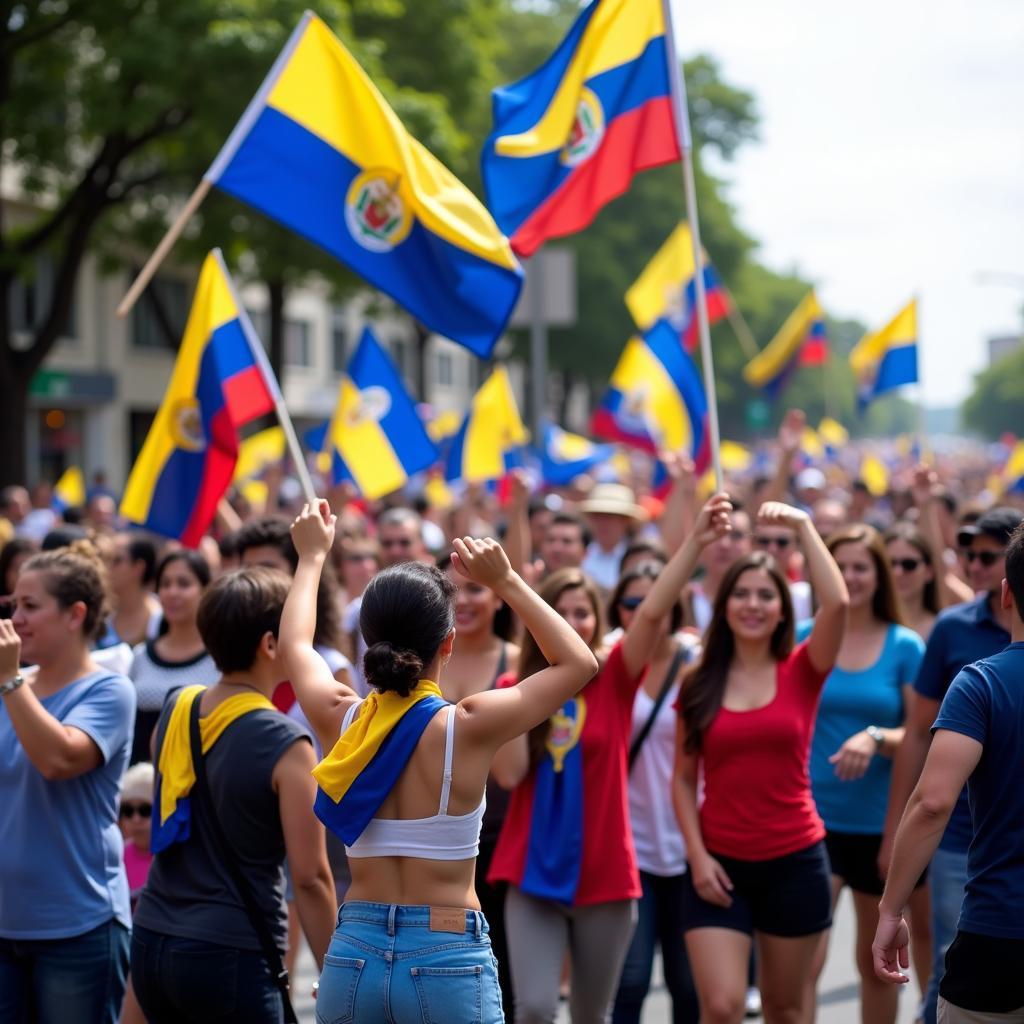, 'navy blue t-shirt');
914,596,1009,853
933,642,1024,939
